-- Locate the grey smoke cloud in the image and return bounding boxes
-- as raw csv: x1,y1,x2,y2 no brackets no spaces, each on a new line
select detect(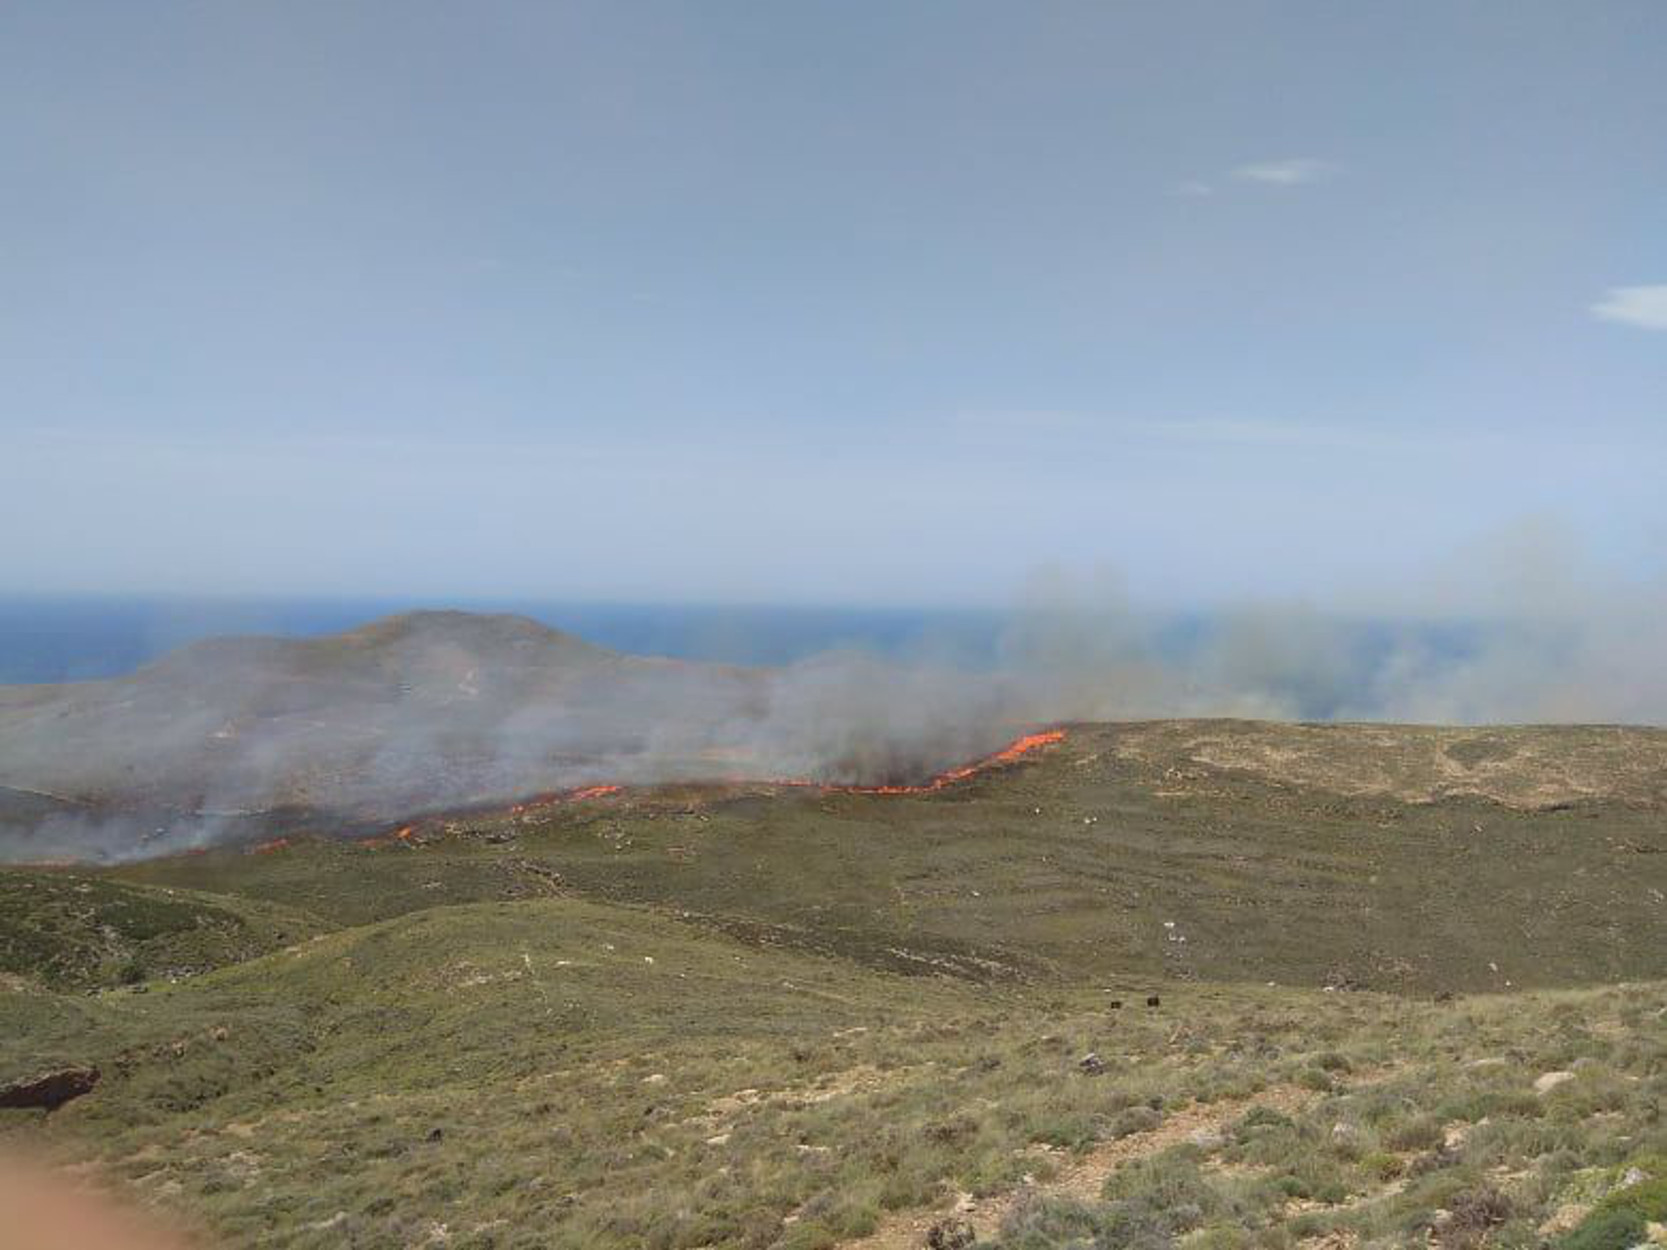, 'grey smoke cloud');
2,529,1663,862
